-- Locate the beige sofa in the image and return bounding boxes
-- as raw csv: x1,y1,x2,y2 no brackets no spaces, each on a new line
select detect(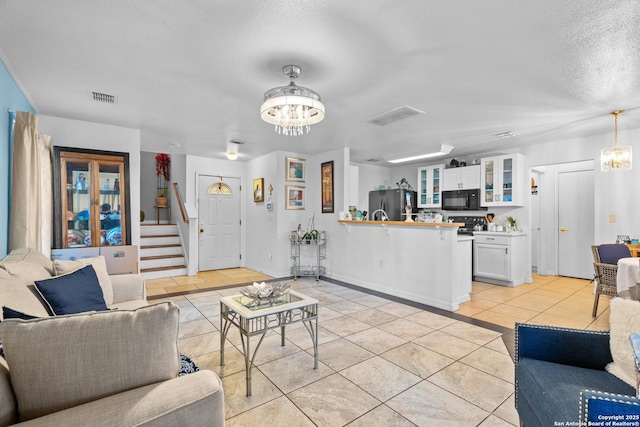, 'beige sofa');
0,249,225,426
0,248,148,318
